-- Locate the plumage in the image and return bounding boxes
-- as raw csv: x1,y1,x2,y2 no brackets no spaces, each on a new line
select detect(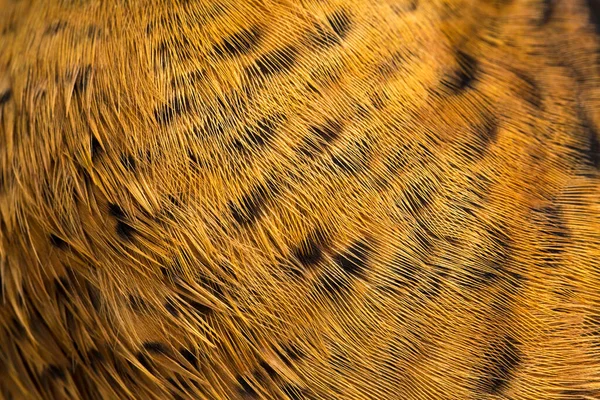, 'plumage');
1,0,600,399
